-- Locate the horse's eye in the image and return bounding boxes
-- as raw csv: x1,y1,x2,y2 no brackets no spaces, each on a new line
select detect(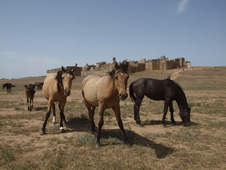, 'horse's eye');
115,76,118,80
